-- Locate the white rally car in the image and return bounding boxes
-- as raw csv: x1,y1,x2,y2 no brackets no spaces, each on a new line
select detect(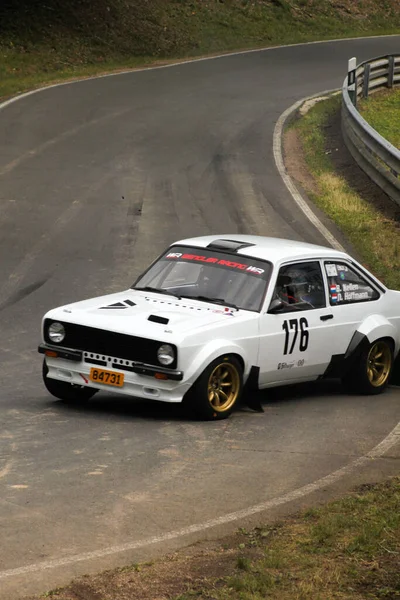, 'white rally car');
39,235,400,420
